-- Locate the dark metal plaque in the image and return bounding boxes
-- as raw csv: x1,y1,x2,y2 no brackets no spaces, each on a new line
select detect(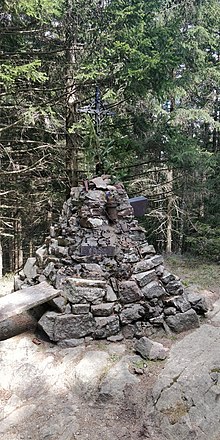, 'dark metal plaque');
80,245,116,257
128,196,148,217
